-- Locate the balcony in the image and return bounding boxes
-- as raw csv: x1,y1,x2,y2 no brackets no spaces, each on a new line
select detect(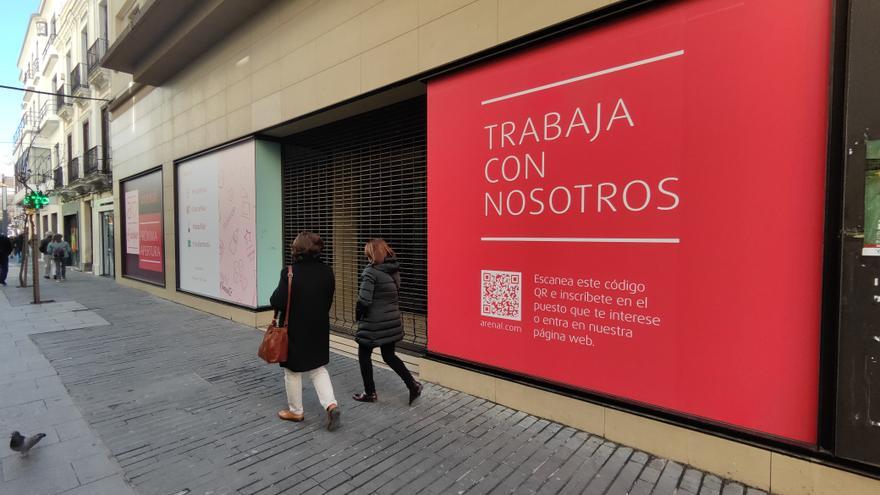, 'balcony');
69,64,89,102
84,145,111,175
87,38,109,90
68,156,80,183
56,86,73,121
102,0,276,85
37,100,59,137
12,111,38,155
53,166,63,190
41,33,58,78
82,146,113,194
